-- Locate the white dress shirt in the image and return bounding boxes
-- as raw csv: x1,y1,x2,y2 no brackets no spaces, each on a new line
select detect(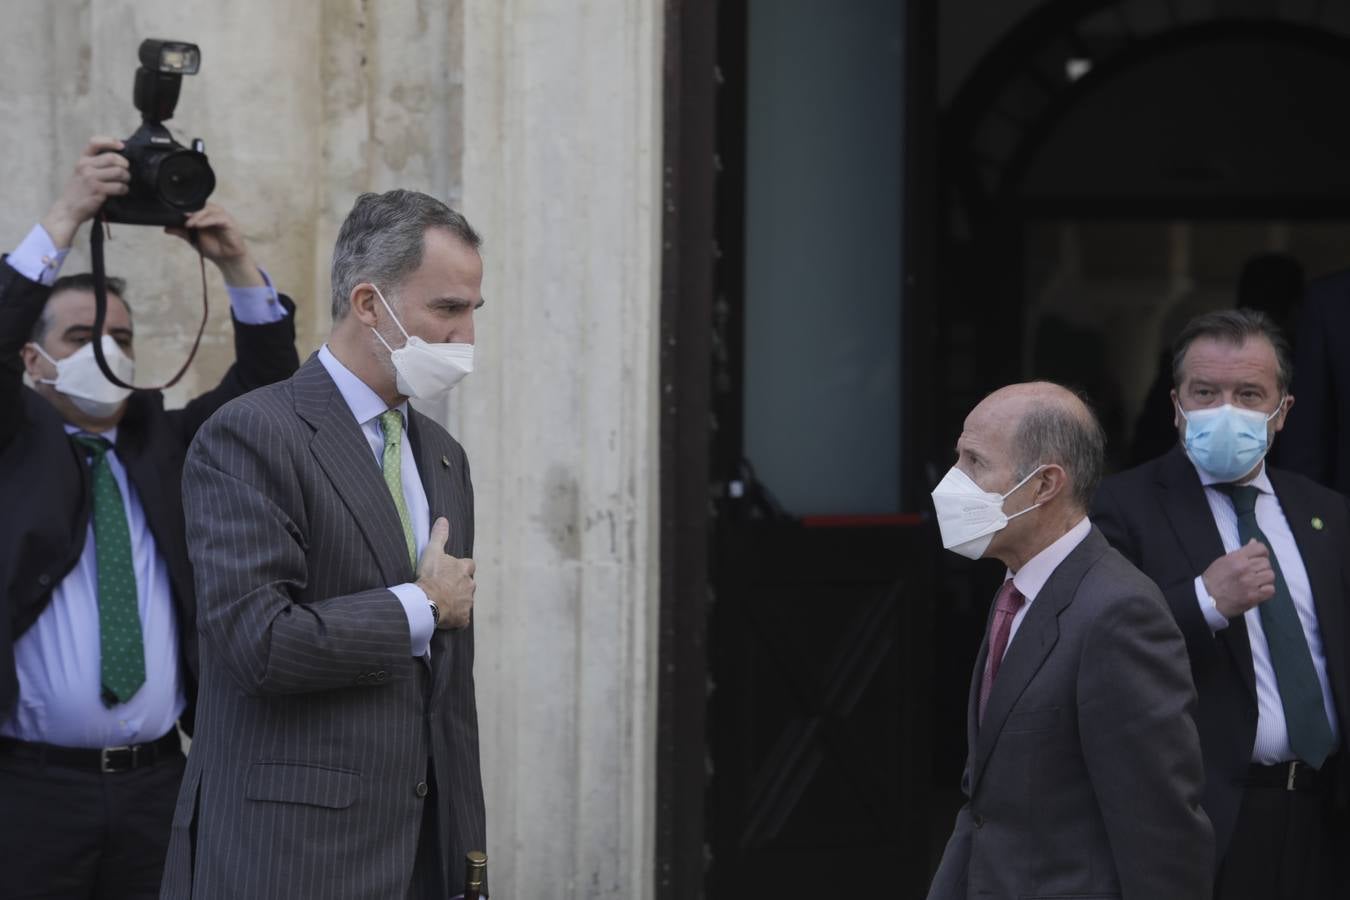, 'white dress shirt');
316,344,435,657
1000,516,1092,656
0,225,290,748
2,425,185,747
1189,461,1340,764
